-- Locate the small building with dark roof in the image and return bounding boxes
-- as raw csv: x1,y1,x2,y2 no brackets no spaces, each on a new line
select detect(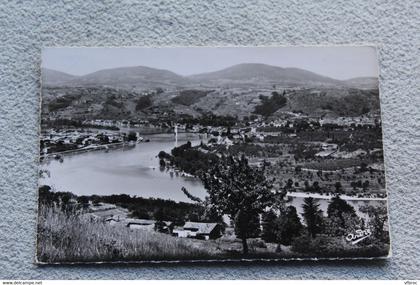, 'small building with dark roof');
173,222,222,240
